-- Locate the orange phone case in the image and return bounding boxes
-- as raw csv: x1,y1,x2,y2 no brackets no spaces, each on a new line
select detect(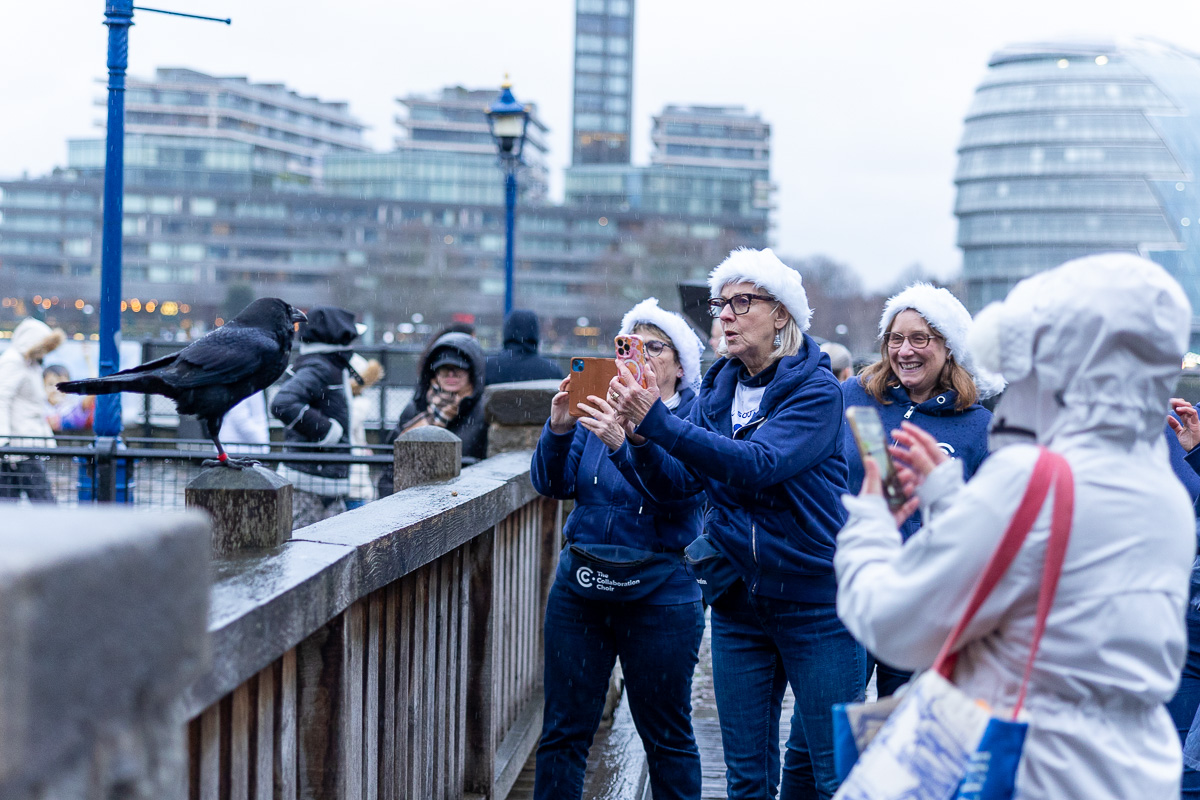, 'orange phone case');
567,357,620,418
614,334,649,388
